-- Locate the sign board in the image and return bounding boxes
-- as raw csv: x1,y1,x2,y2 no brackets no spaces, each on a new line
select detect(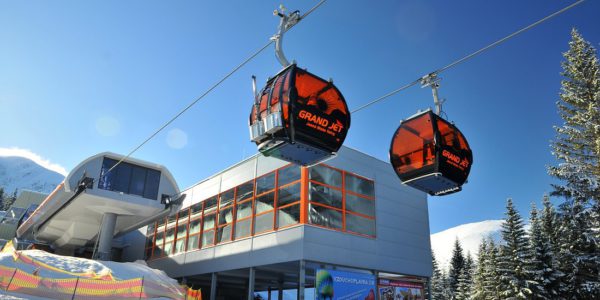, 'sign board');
377,278,424,300
315,269,376,300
